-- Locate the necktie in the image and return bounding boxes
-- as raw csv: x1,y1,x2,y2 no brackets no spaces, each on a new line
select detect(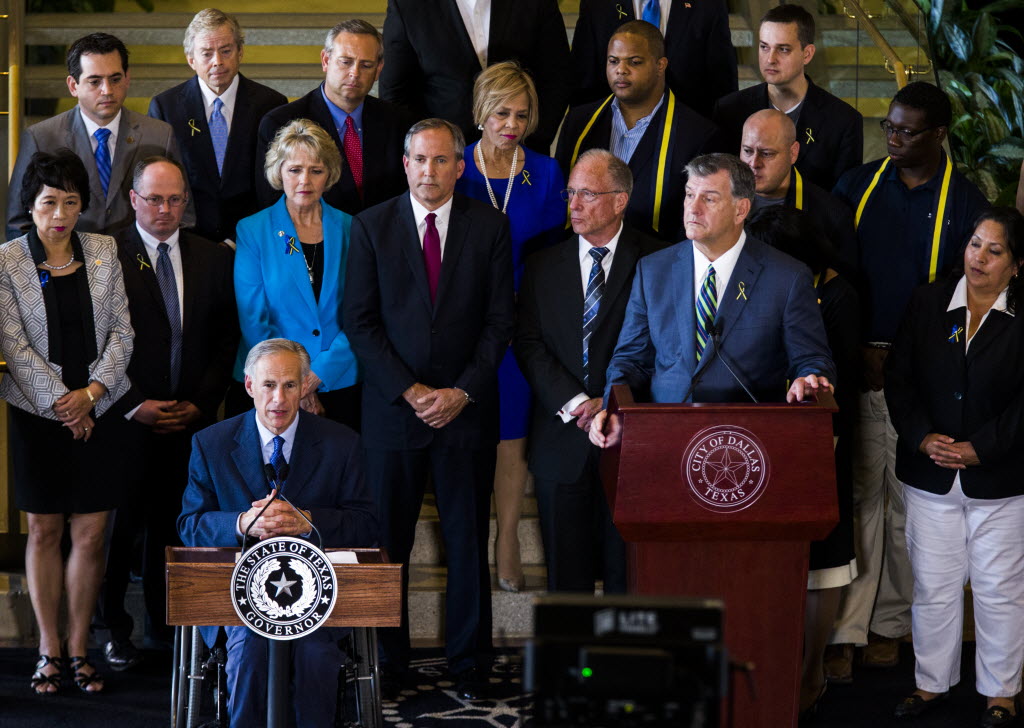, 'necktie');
94,128,112,197
270,435,286,483
423,212,442,304
696,265,717,363
155,242,183,392
642,0,661,29
582,246,610,391
343,115,364,199
209,97,228,175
